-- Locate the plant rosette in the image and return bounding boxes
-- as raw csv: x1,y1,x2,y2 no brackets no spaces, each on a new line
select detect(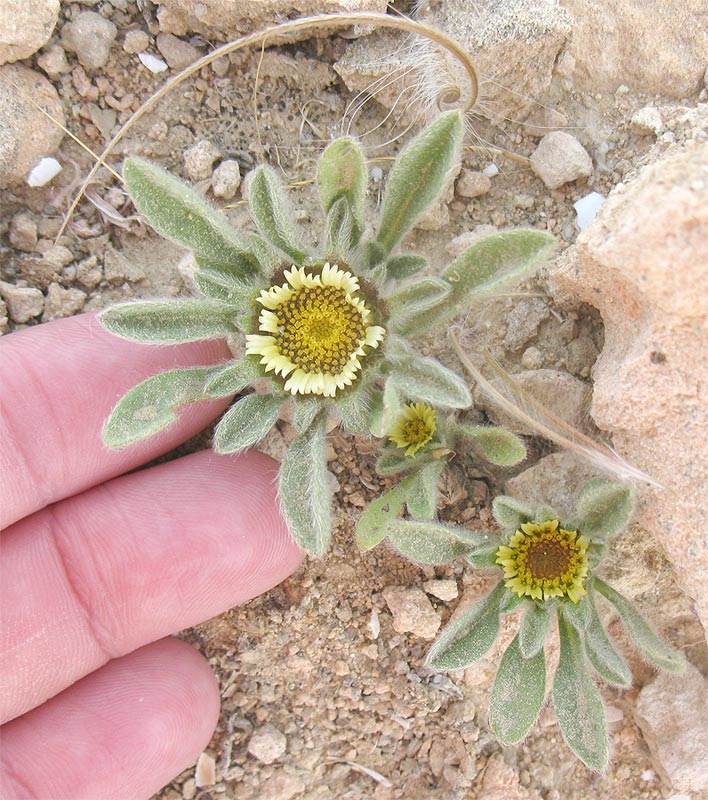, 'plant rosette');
356,401,527,552
99,110,555,556
387,479,685,771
